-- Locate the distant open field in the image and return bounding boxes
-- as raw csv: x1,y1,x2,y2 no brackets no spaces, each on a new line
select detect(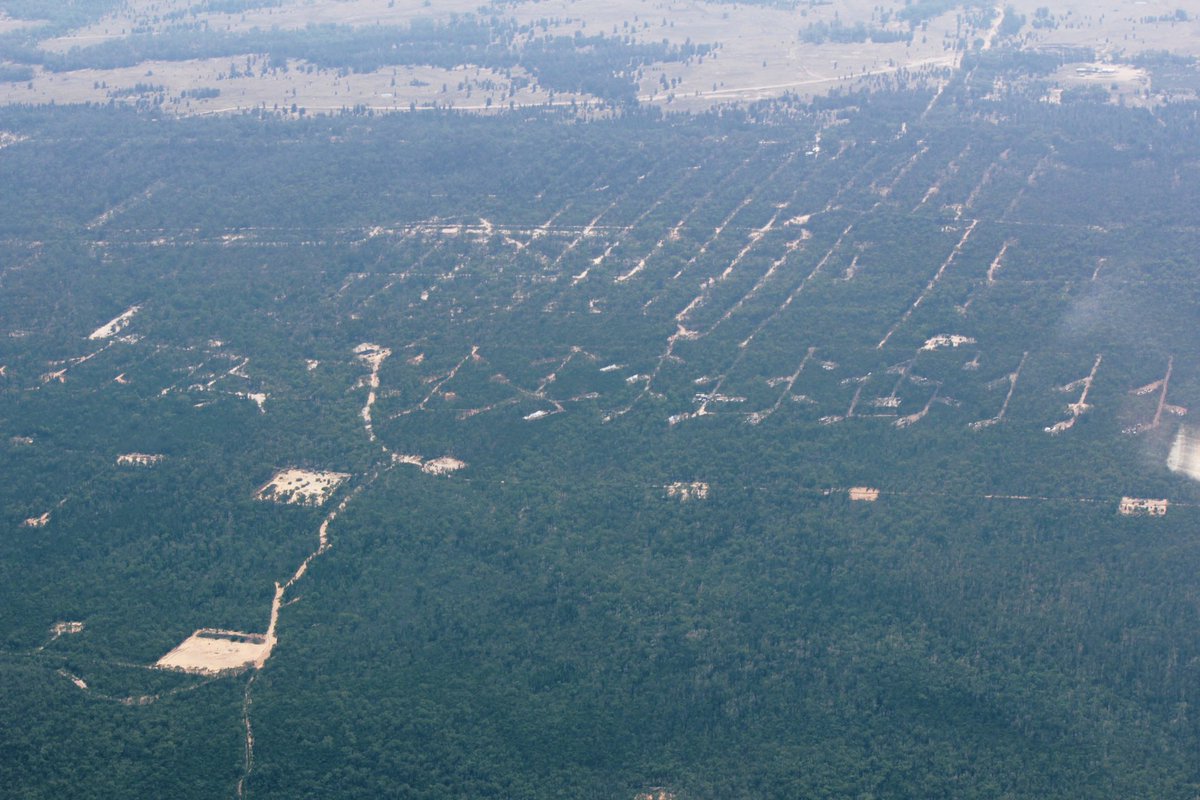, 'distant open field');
0,57,583,116
1,0,1197,114
1005,0,1200,58
0,12,38,34
0,0,979,114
